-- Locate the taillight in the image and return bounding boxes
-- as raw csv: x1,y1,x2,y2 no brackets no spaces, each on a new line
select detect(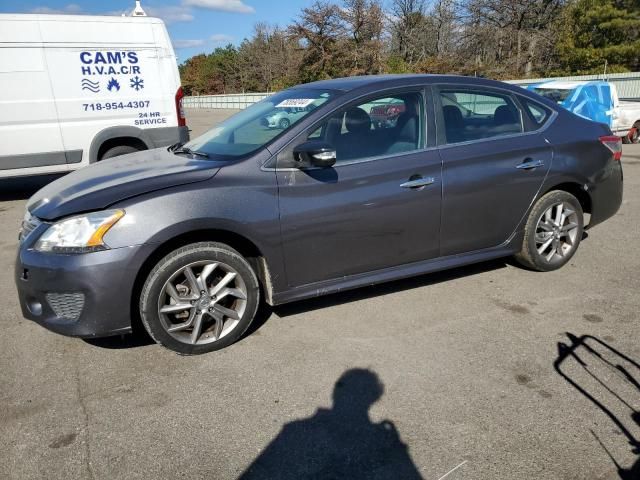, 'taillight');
175,87,186,127
599,135,622,161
